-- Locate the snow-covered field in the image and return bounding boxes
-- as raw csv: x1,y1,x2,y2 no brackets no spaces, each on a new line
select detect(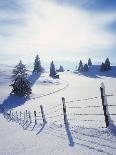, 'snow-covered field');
0,65,116,155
